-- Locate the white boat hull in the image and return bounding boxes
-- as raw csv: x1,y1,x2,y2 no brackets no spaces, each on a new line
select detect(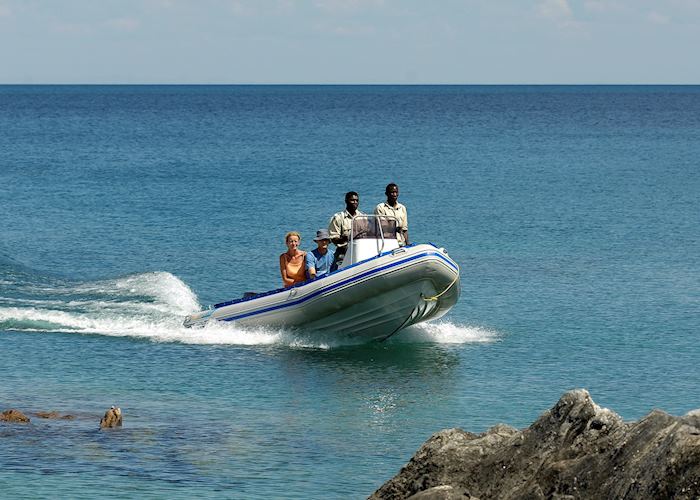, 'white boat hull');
184,244,460,342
